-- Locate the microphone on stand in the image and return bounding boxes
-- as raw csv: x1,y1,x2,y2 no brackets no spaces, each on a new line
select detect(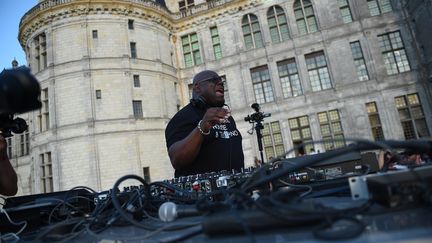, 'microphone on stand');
158,202,201,222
